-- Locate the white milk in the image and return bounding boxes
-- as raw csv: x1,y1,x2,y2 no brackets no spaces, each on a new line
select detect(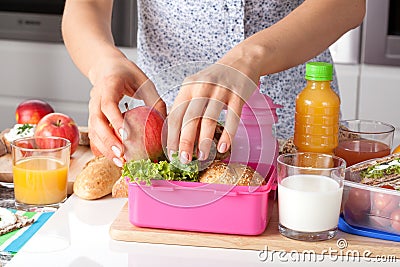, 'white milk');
278,174,343,232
